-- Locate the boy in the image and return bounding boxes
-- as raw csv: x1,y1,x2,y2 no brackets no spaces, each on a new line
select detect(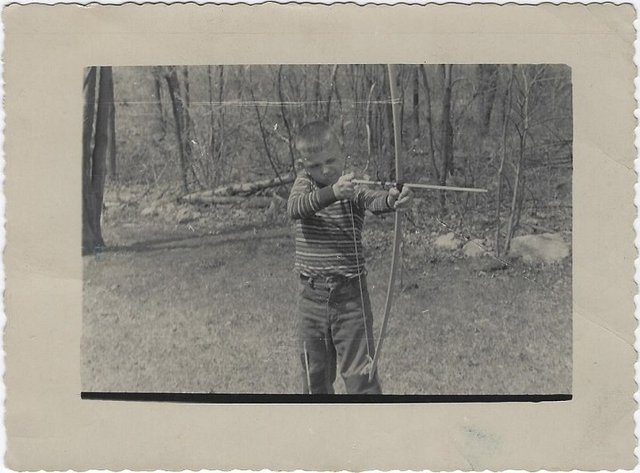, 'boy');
287,121,412,394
